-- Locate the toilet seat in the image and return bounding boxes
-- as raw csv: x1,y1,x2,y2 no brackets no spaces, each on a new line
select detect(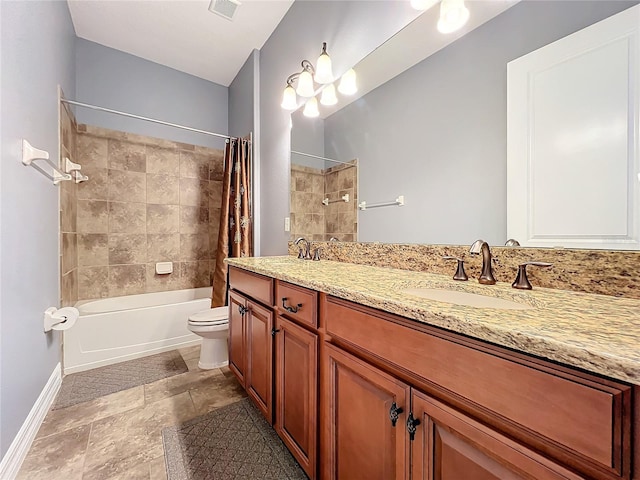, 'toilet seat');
188,308,228,326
